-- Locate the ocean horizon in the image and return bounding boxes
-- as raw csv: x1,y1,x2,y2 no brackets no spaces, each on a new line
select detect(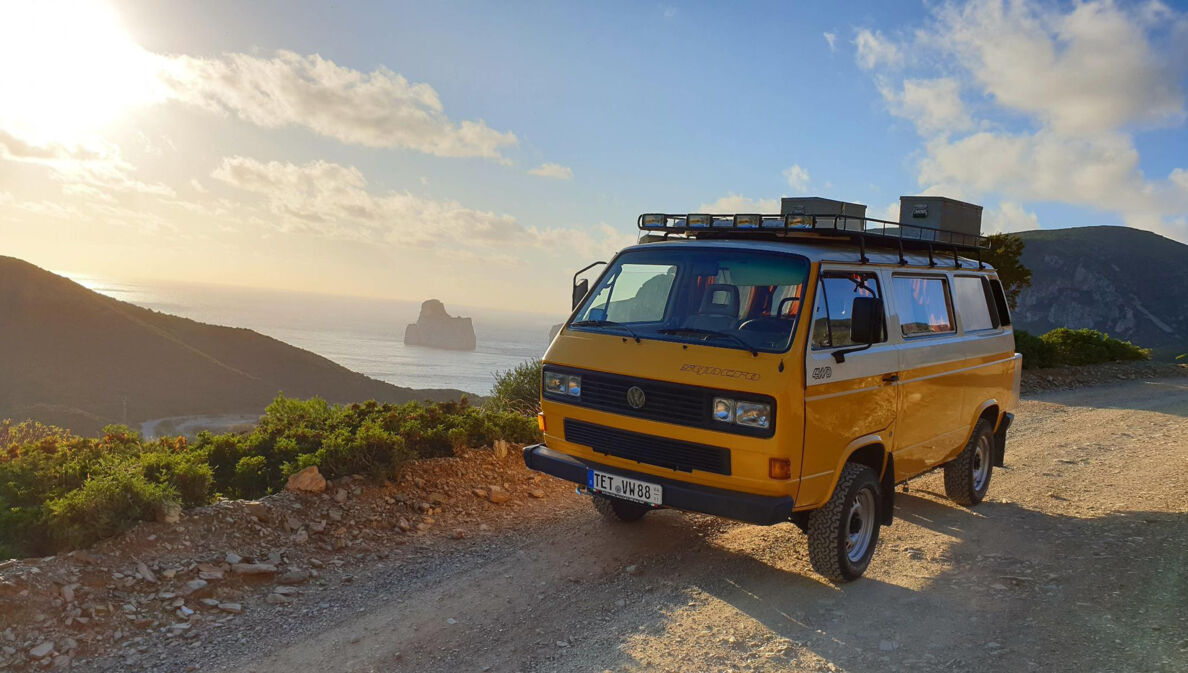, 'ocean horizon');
66,273,565,396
